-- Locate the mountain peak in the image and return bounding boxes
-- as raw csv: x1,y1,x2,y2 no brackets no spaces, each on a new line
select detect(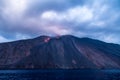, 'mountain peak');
0,35,120,69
